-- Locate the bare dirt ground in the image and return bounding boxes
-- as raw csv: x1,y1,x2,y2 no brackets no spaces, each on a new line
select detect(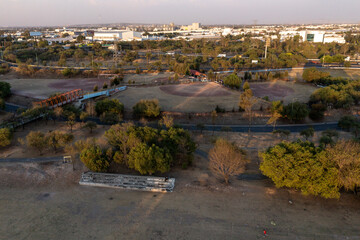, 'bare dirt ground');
250,81,317,103
123,72,173,84
0,131,359,240
2,78,111,99
287,68,360,81
160,82,232,97
115,82,314,113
